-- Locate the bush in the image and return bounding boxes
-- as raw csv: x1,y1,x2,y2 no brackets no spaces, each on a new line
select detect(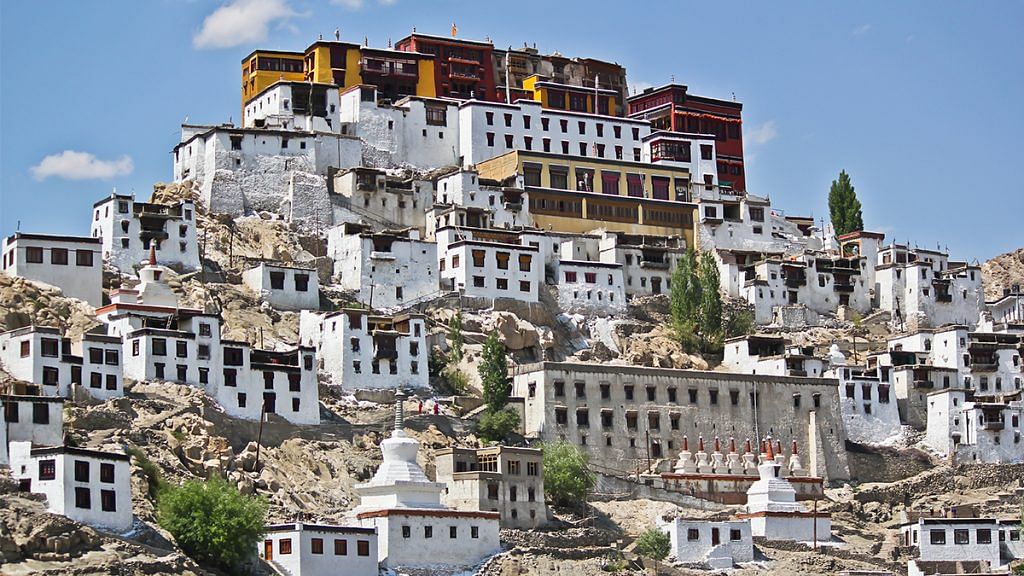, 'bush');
157,475,268,571
445,367,469,395
126,446,166,497
477,407,520,443
542,442,596,507
634,526,671,569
